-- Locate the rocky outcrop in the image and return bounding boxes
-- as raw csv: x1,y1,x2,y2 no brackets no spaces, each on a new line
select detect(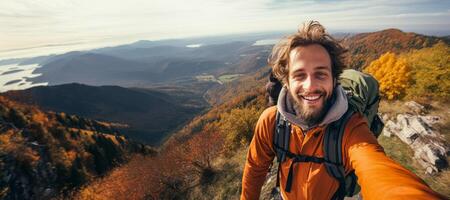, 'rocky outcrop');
382,102,448,174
